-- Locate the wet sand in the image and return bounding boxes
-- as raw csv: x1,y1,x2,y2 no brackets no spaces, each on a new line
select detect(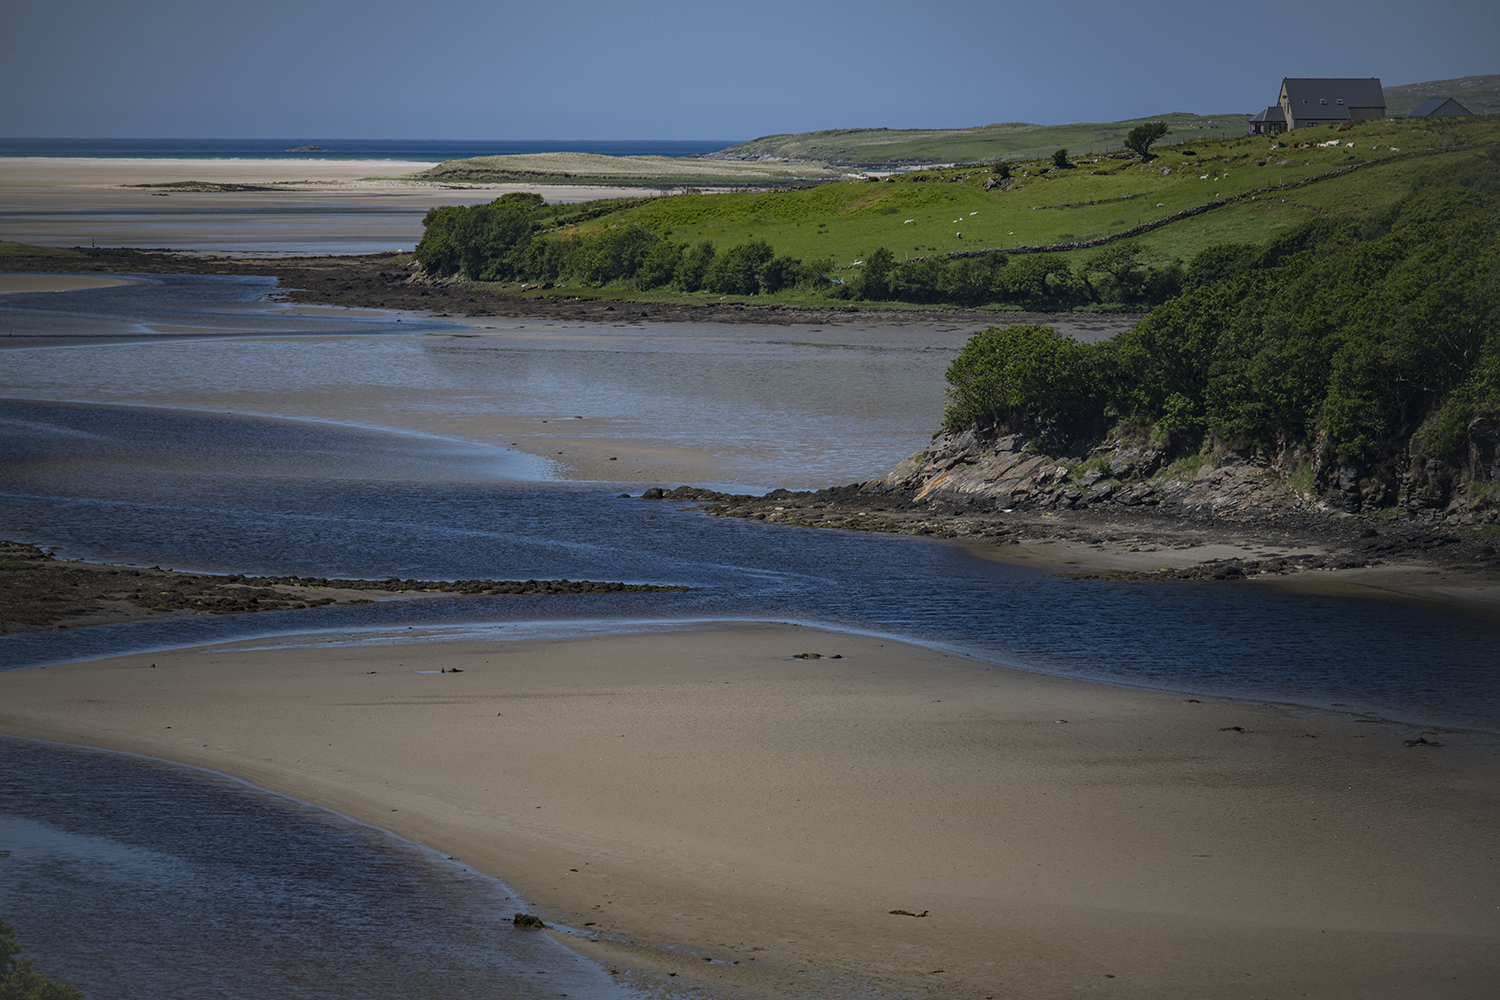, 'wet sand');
1,623,1496,999
0,274,132,295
